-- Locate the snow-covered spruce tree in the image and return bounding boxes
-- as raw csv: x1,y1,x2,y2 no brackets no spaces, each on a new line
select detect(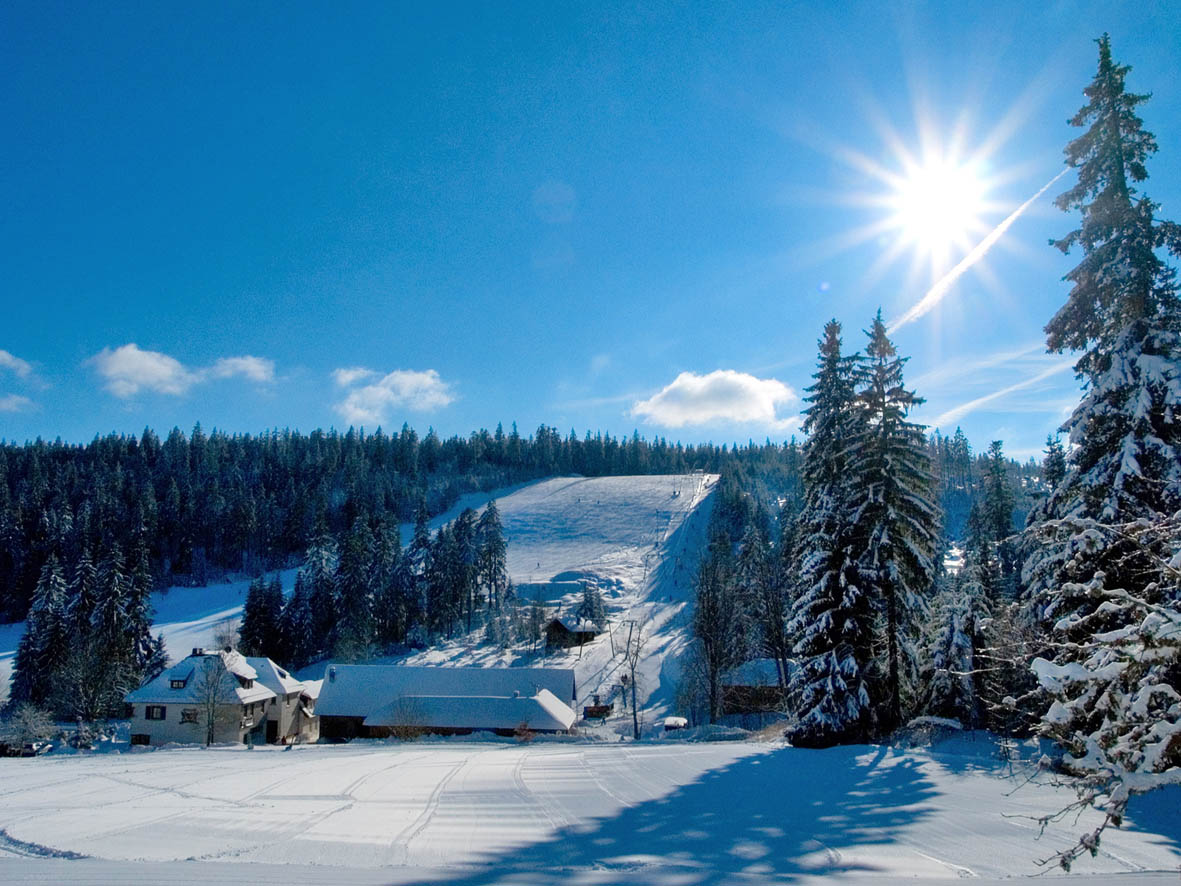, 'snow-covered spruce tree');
846,312,940,737
8,554,69,709
303,530,339,658
1036,35,1181,528
924,504,1000,729
1021,36,1181,869
787,320,874,747
923,571,980,728
1028,512,1180,871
